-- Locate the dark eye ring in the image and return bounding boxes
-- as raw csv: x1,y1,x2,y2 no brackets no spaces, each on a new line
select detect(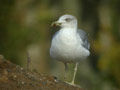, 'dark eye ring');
65,18,71,22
